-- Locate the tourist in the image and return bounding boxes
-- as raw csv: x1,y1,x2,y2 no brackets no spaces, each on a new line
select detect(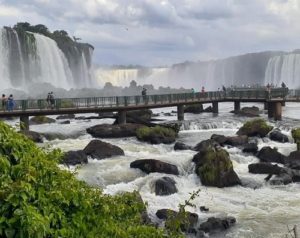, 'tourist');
50,92,55,109
141,88,147,103
281,82,286,88
7,94,14,112
266,83,271,99
2,94,7,111
46,92,51,108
